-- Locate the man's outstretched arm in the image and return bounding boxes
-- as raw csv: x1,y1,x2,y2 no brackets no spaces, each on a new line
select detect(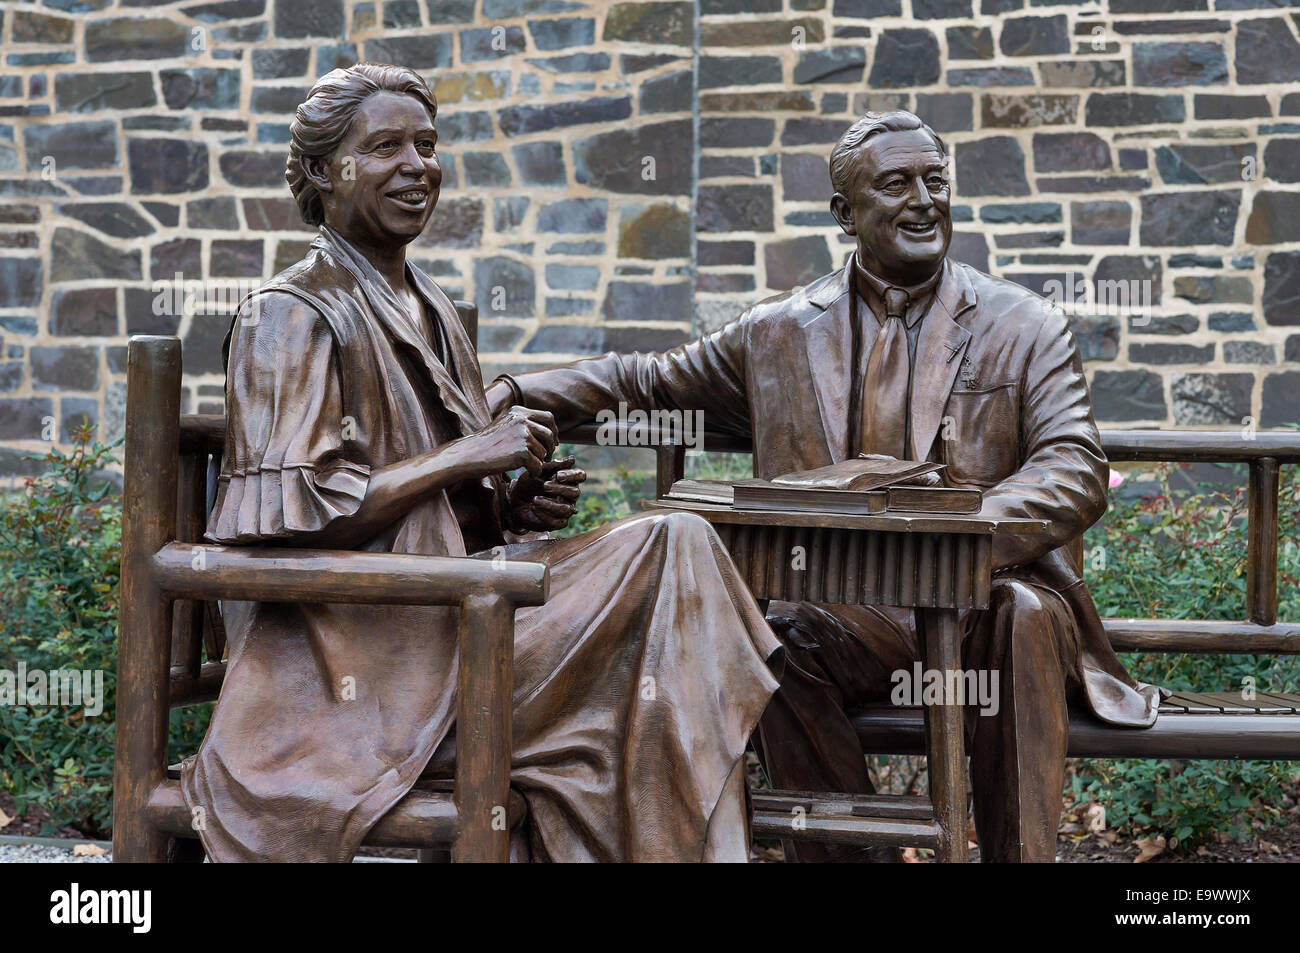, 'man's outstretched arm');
486,318,755,437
